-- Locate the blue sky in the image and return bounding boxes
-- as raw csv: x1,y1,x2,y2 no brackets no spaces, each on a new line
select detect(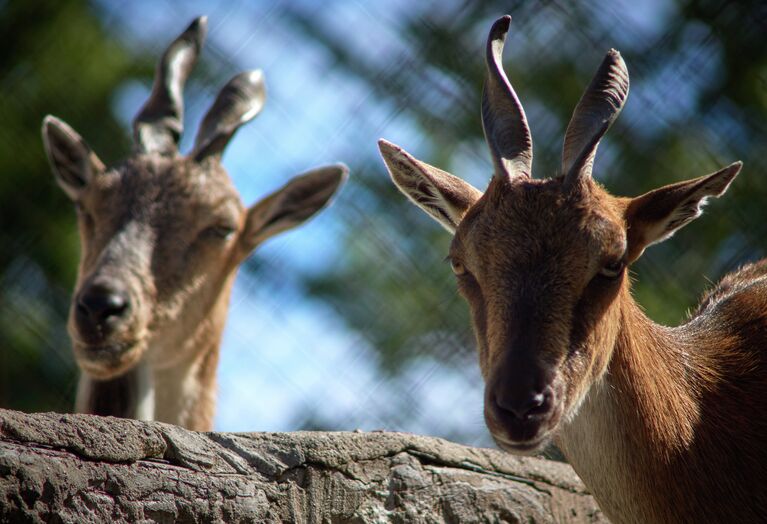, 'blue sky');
88,0,714,447
94,0,491,445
